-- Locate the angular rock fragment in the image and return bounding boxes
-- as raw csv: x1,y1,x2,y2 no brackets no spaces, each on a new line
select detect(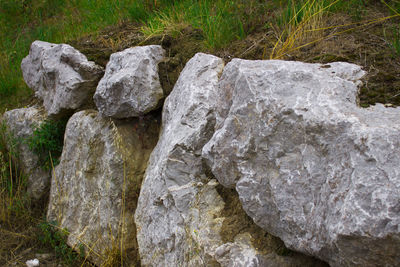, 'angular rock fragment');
203,59,400,266
47,110,159,266
94,45,165,118
1,107,50,200
21,41,104,117
134,54,325,266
